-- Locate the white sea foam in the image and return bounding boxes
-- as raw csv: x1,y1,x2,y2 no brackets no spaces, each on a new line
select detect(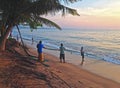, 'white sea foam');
103,56,120,65
12,27,120,65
